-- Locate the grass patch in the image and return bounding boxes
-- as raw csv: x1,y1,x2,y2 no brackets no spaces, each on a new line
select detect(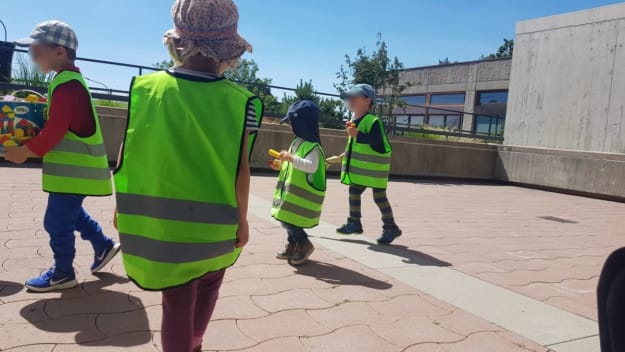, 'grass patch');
94,100,128,108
